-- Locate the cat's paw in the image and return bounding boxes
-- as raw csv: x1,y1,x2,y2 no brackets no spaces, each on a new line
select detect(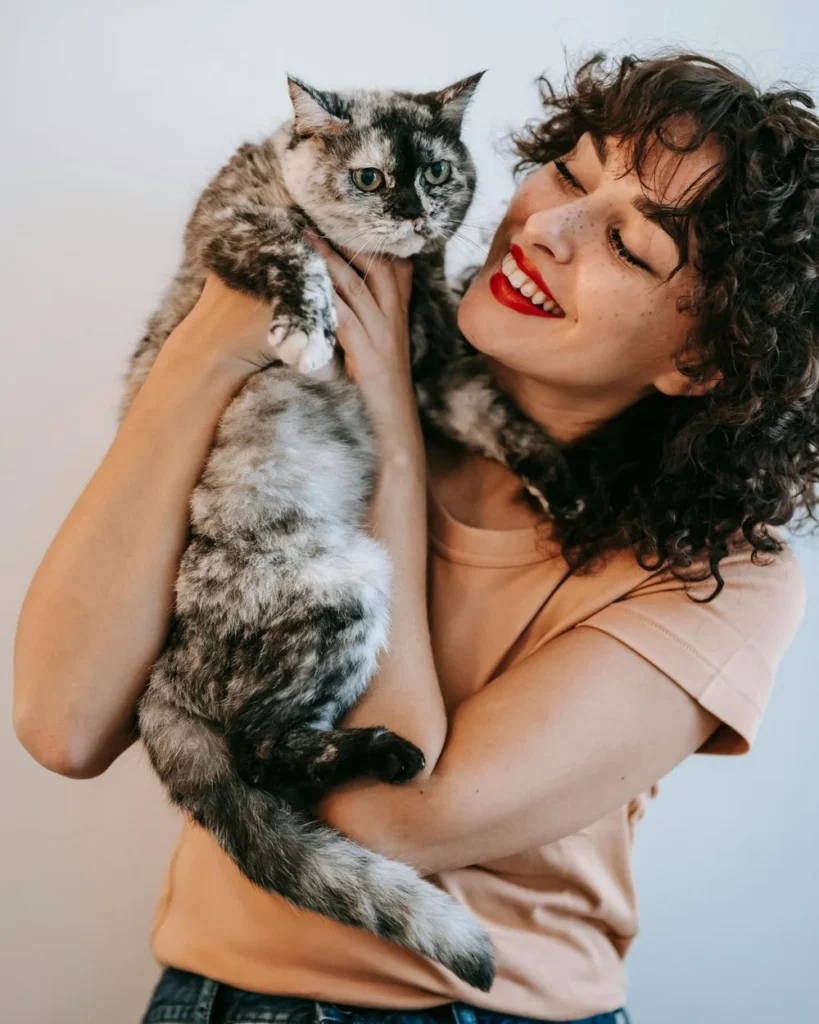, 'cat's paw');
363,728,426,784
269,320,335,373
